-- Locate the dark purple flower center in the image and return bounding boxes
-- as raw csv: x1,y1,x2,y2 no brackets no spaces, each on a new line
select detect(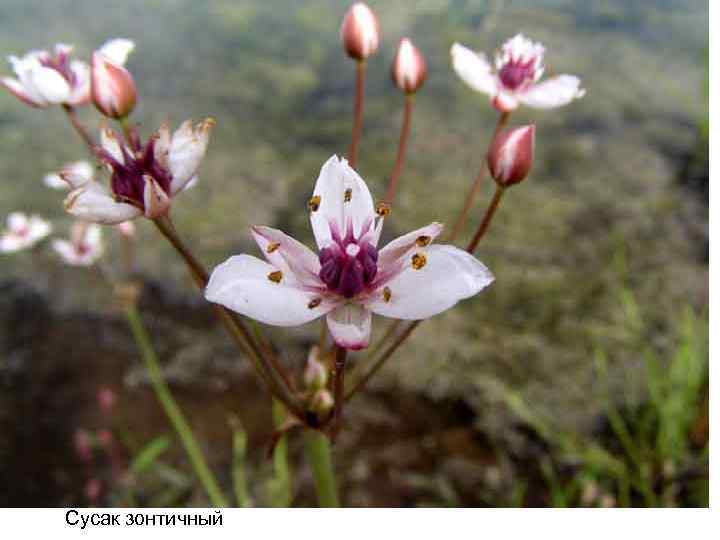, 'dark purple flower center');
318,229,378,299
97,130,172,210
498,59,536,90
